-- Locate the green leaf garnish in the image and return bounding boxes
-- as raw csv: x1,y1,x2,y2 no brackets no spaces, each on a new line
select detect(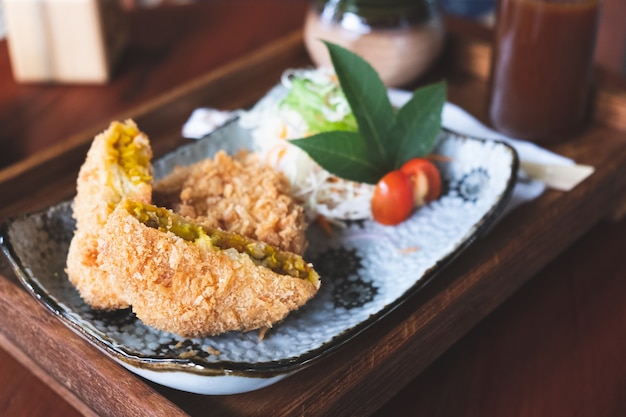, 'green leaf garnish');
390,80,446,165
323,41,396,171
290,131,386,184
289,41,446,185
